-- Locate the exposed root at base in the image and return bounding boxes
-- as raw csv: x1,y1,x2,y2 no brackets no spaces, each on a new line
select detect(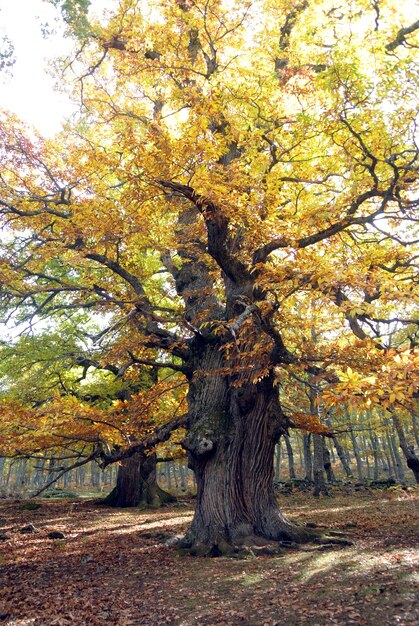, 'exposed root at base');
174,531,353,558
